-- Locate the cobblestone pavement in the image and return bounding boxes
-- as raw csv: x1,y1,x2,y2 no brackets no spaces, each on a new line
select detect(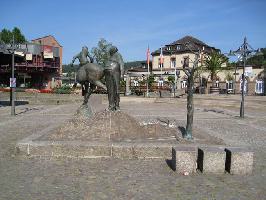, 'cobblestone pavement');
0,94,266,200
